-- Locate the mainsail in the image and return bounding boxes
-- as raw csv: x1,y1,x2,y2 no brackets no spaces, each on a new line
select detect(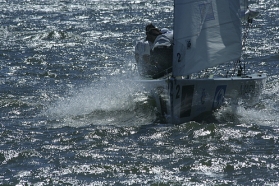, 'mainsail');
173,0,242,76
